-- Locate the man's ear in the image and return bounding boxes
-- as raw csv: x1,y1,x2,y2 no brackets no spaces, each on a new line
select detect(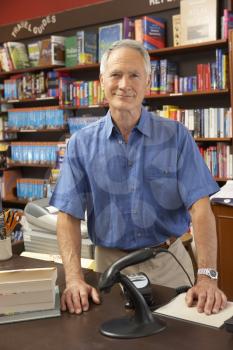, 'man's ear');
145,74,151,96
147,74,151,89
99,74,104,88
